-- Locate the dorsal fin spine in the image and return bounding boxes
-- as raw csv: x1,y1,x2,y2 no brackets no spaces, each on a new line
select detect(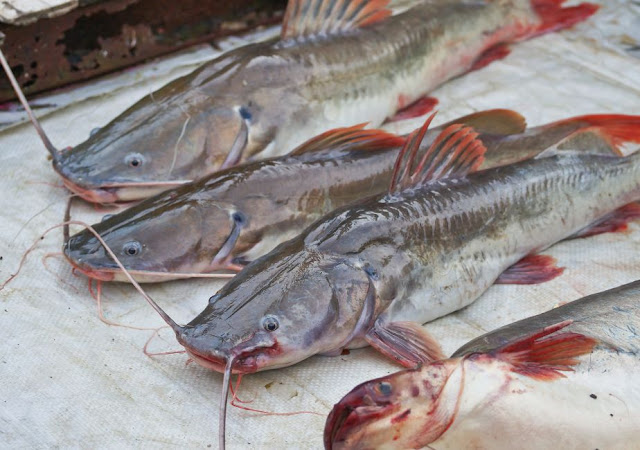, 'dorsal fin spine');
388,113,487,195
281,0,391,40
